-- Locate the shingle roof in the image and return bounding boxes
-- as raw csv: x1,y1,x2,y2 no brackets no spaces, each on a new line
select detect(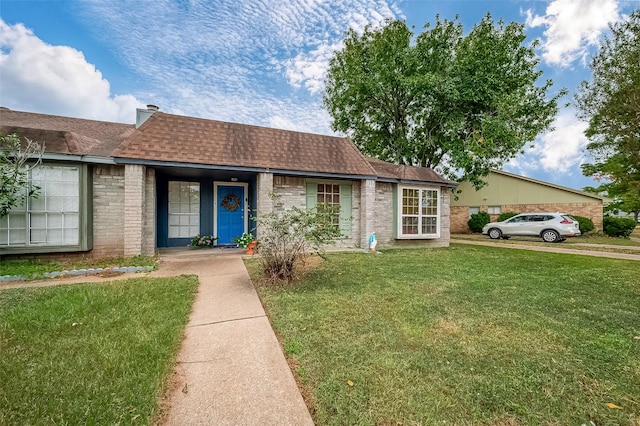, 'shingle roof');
0,107,134,157
365,157,456,186
114,112,377,176
1,107,455,186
